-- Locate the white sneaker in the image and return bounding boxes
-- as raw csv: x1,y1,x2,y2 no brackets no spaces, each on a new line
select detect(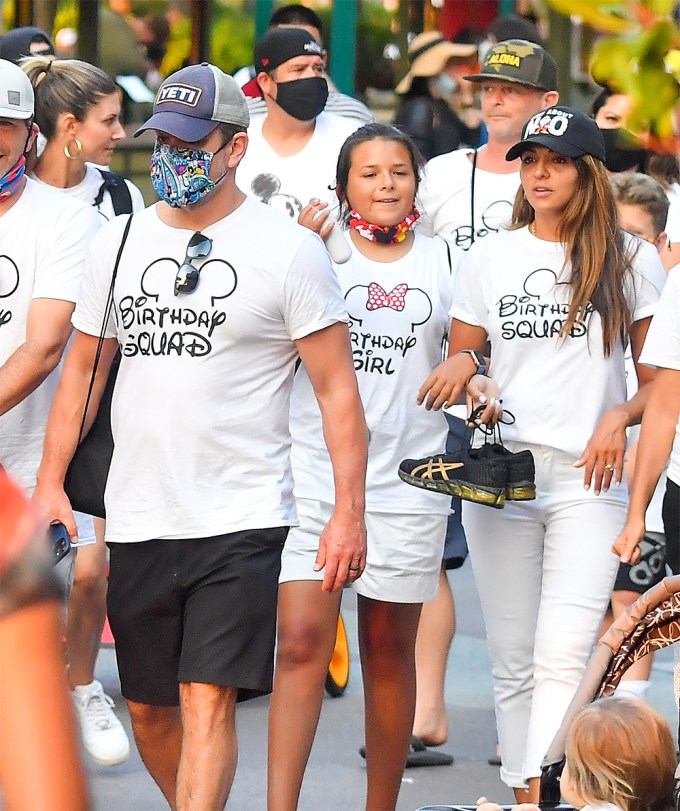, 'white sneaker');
72,680,130,766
